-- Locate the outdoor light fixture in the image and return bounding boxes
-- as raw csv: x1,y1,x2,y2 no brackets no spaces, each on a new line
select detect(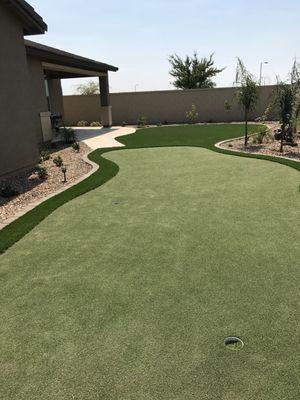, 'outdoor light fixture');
61,165,67,183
